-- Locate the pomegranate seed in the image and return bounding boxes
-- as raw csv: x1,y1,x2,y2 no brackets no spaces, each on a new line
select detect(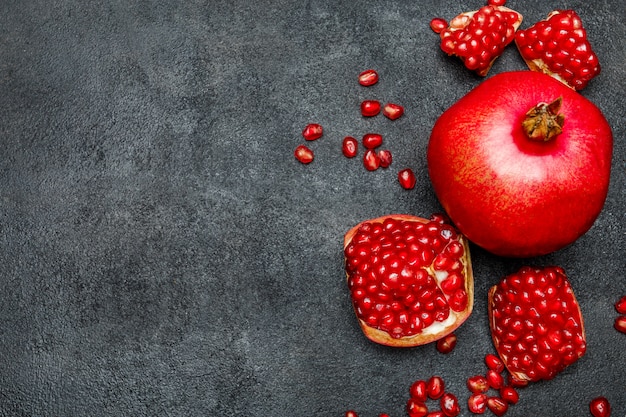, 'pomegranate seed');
485,354,505,373
379,414,390,417
486,369,504,390
383,103,404,120
342,136,358,158
468,393,487,414
410,380,428,403
486,397,508,417
507,374,529,388
345,411,359,417
363,149,380,171
294,145,314,164
398,168,417,190
363,133,383,149
467,375,489,394
302,123,323,141
427,412,445,417
430,17,448,34
358,69,379,86
378,150,393,168
487,0,506,6
615,295,626,314
427,376,445,400
589,396,611,417
436,333,457,354
614,316,626,334
407,398,429,417
361,100,381,117
440,392,460,417
499,386,519,405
